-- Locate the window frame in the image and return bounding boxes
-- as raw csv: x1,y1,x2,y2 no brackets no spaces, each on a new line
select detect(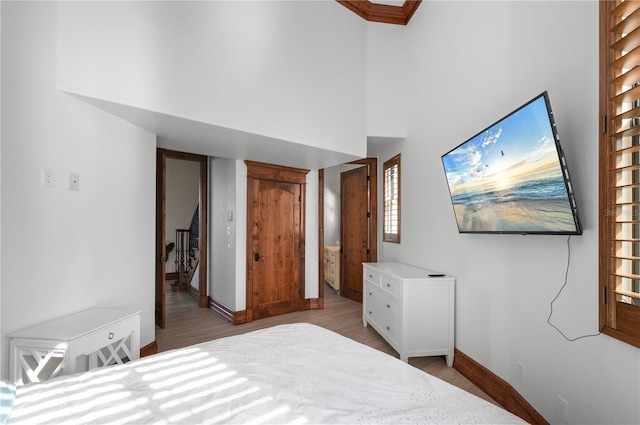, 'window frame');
383,154,401,244
599,0,640,349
